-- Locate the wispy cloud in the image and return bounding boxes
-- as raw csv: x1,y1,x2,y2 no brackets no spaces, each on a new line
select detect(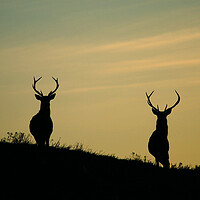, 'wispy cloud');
62,75,200,95
1,28,199,65
101,59,200,74
81,28,200,54
62,84,142,94
18,27,196,58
